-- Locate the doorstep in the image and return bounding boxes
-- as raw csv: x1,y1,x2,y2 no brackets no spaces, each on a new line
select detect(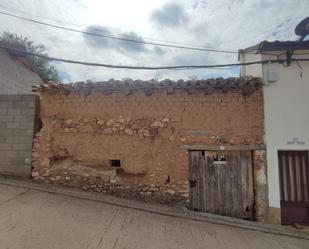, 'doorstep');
0,176,308,240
